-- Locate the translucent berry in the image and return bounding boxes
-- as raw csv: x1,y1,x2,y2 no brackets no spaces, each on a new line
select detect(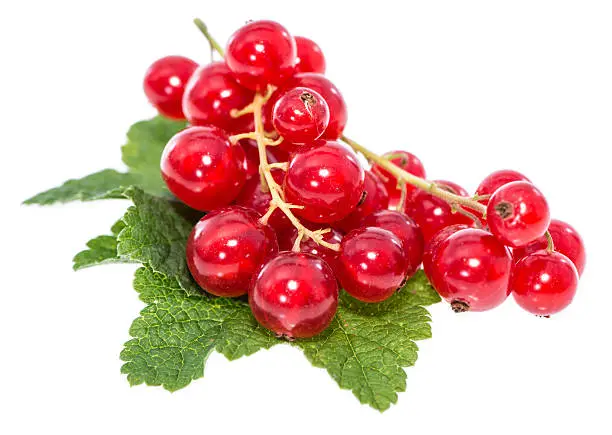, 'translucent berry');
475,169,531,204
372,150,426,209
239,138,281,180
336,170,389,232
278,227,343,271
422,224,470,290
249,252,339,338
487,181,550,247
284,142,365,223
337,227,408,303
161,126,246,211
225,20,296,91
143,55,198,119
182,62,254,133
273,87,330,145
429,228,512,312
511,250,578,316
513,219,586,276
186,206,278,297
404,180,473,242
294,36,326,74
361,209,424,278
